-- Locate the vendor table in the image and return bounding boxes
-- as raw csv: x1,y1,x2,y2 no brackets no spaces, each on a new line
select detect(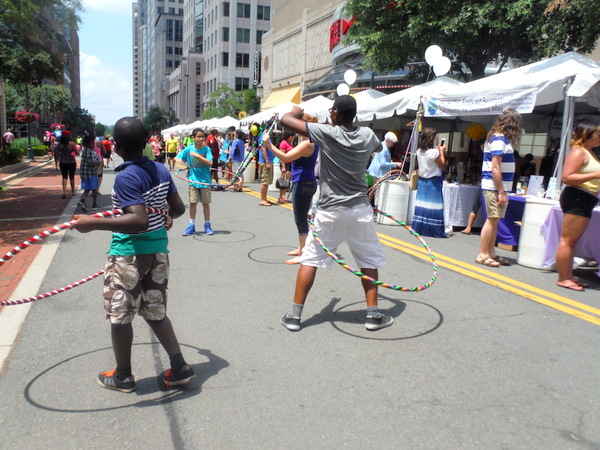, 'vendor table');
498,195,526,247
541,206,600,275
442,183,484,231
481,194,526,247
